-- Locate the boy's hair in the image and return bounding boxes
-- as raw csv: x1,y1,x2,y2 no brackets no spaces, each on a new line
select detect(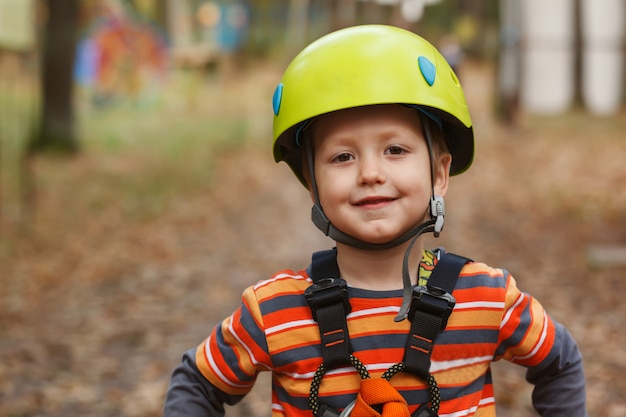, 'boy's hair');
272,25,474,186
